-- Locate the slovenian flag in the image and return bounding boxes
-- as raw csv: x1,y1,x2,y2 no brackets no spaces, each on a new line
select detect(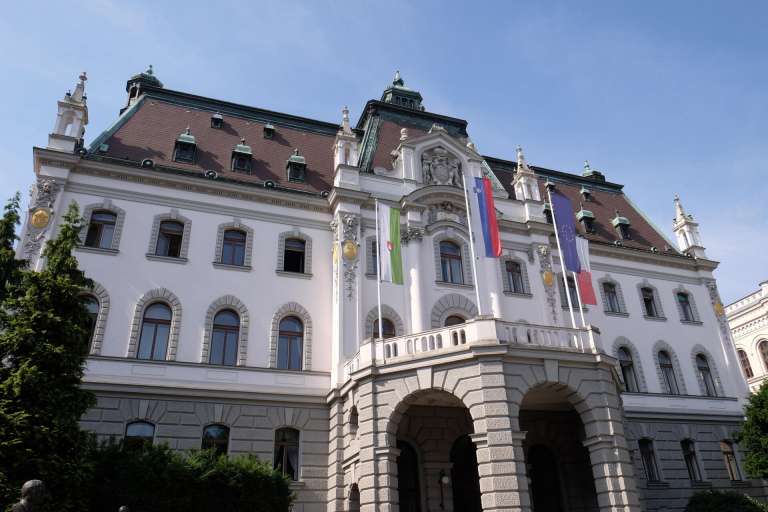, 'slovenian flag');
377,203,404,284
471,177,502,257
575,237,597,305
